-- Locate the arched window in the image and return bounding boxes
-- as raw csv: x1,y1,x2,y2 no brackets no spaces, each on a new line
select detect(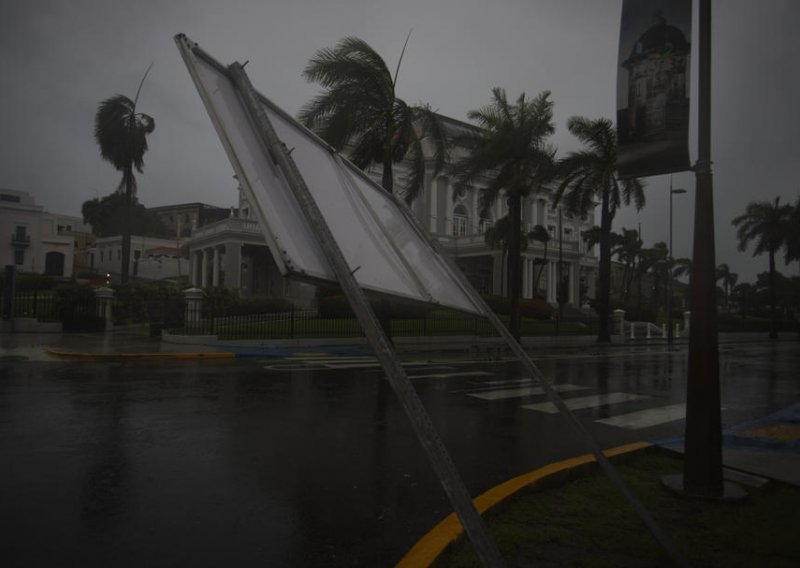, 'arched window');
478,215,493,234
452,204,468,236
